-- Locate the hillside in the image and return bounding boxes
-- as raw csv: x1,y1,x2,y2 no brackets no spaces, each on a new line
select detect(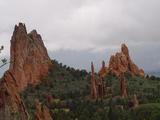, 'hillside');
1,23,160,120
22,60,160,120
